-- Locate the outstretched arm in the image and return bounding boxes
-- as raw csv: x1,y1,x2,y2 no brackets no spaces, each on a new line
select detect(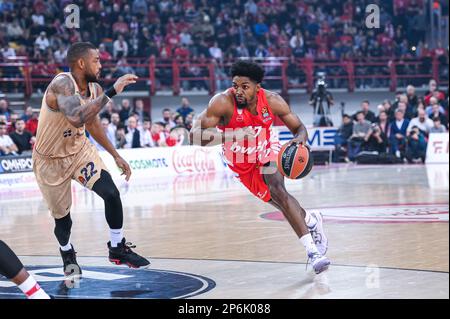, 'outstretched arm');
47,74,137,128
268,92,308,144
